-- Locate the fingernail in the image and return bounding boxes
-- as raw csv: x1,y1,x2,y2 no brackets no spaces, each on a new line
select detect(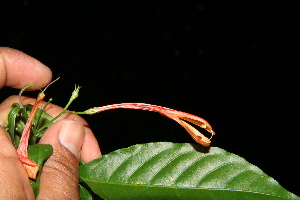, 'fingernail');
59,120,84,157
